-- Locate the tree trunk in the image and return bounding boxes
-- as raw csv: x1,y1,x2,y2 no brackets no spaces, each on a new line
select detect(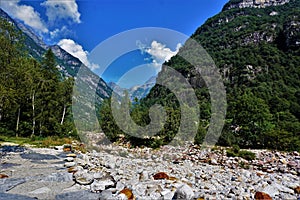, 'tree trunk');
31,90,35,138
16,106,20,137
60,104,66,125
